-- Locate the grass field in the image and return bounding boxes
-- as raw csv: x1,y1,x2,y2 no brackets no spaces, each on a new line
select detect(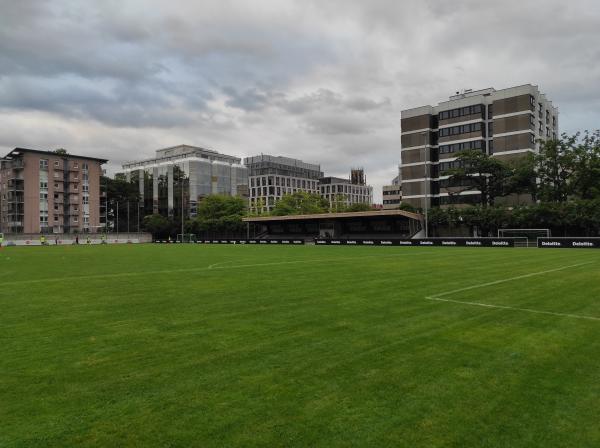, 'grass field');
1,244,599,447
